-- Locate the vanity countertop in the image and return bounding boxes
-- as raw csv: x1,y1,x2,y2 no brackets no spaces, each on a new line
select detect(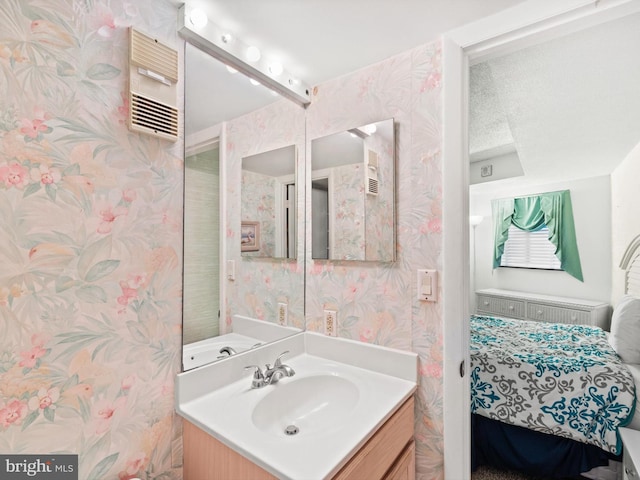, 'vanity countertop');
175,332,418,480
